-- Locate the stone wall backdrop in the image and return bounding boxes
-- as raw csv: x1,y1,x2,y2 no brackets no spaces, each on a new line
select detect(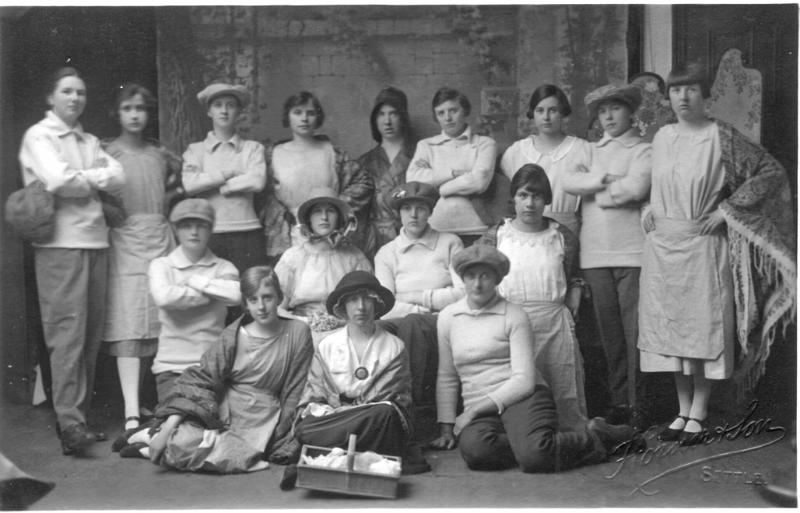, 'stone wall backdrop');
156,5,627,158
